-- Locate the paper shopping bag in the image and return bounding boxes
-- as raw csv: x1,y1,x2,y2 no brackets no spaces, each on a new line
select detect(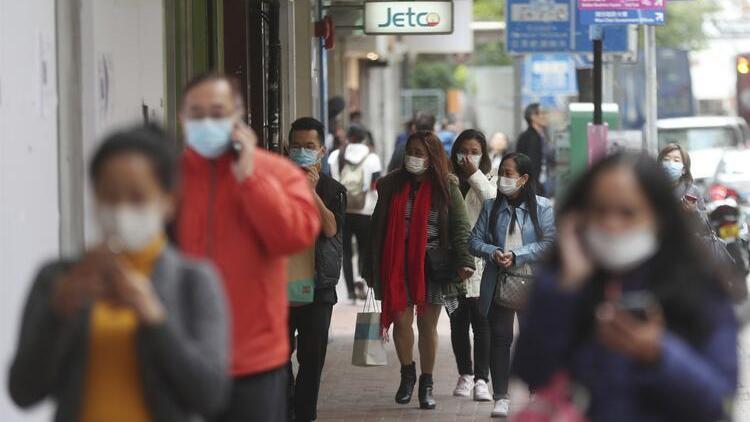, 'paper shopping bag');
351,311,388,367
287,246,315,306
